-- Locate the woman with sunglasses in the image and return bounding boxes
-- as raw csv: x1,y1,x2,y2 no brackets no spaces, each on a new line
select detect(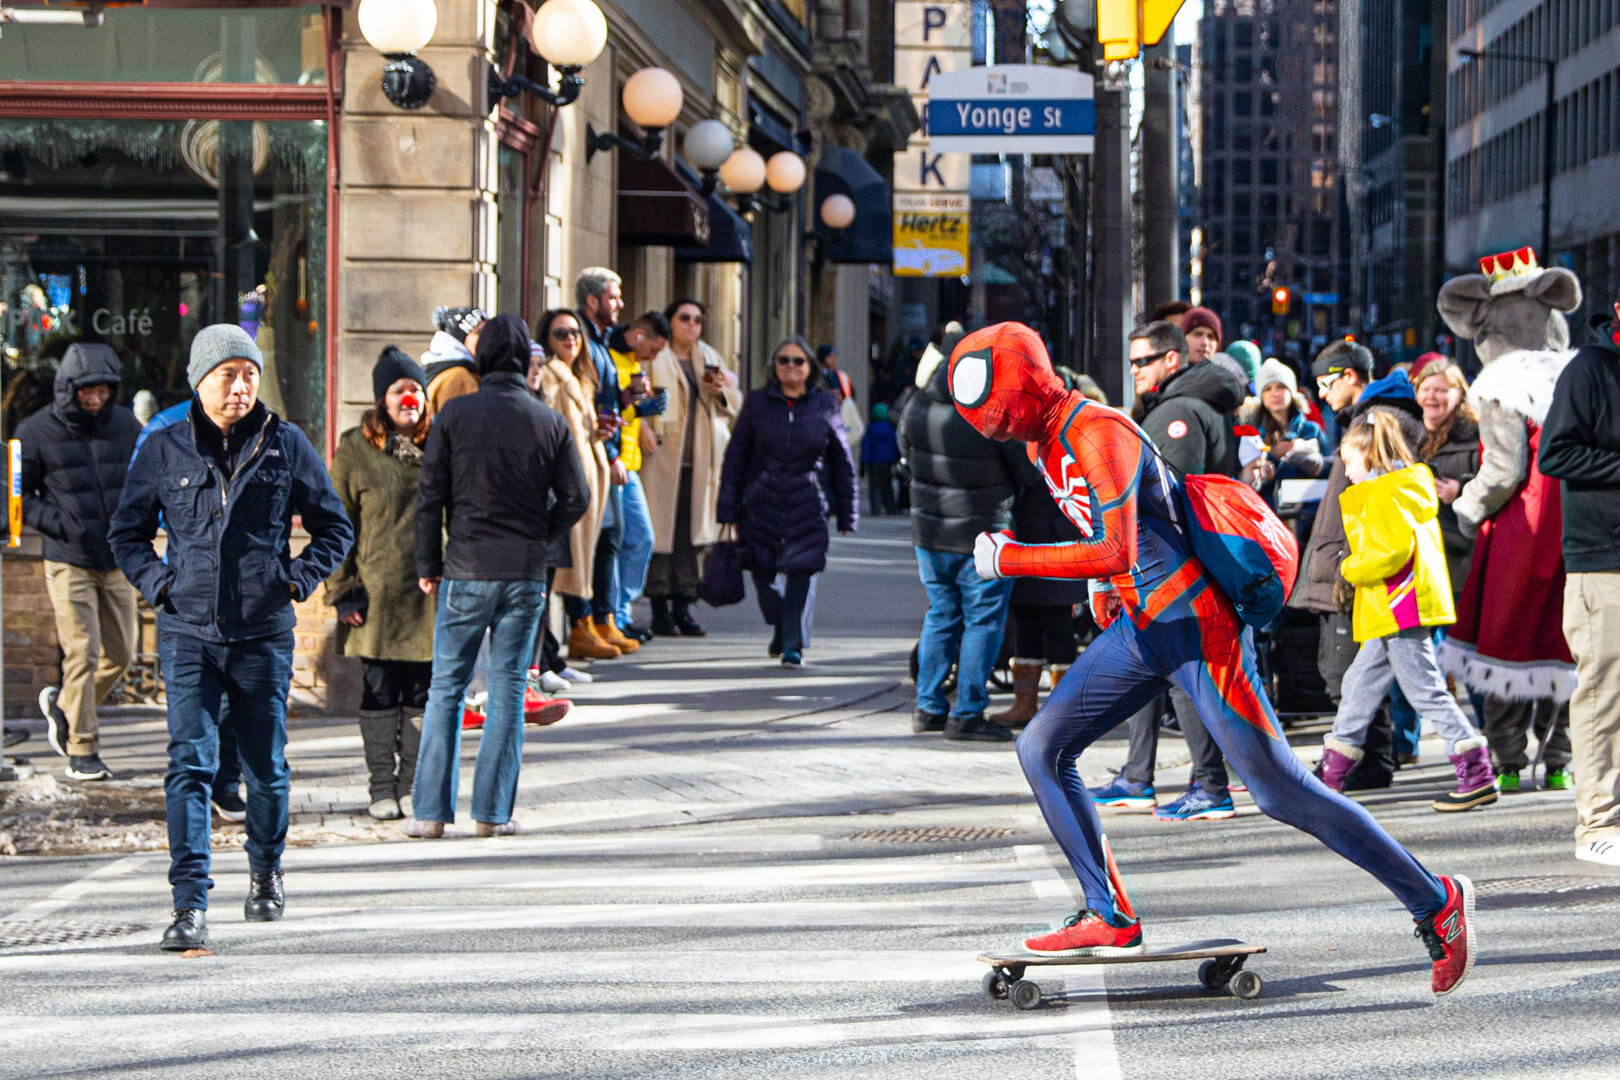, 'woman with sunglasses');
643,299,742,636
532,309,621,661
717,336,858,667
